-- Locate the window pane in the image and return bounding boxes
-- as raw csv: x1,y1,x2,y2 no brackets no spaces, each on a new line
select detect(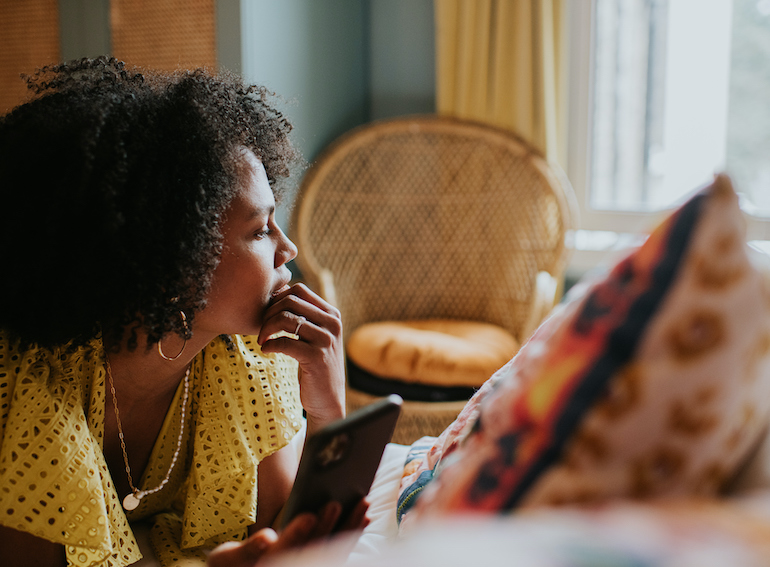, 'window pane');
591,0,670,211
726,0,770,216
590,0,769,217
